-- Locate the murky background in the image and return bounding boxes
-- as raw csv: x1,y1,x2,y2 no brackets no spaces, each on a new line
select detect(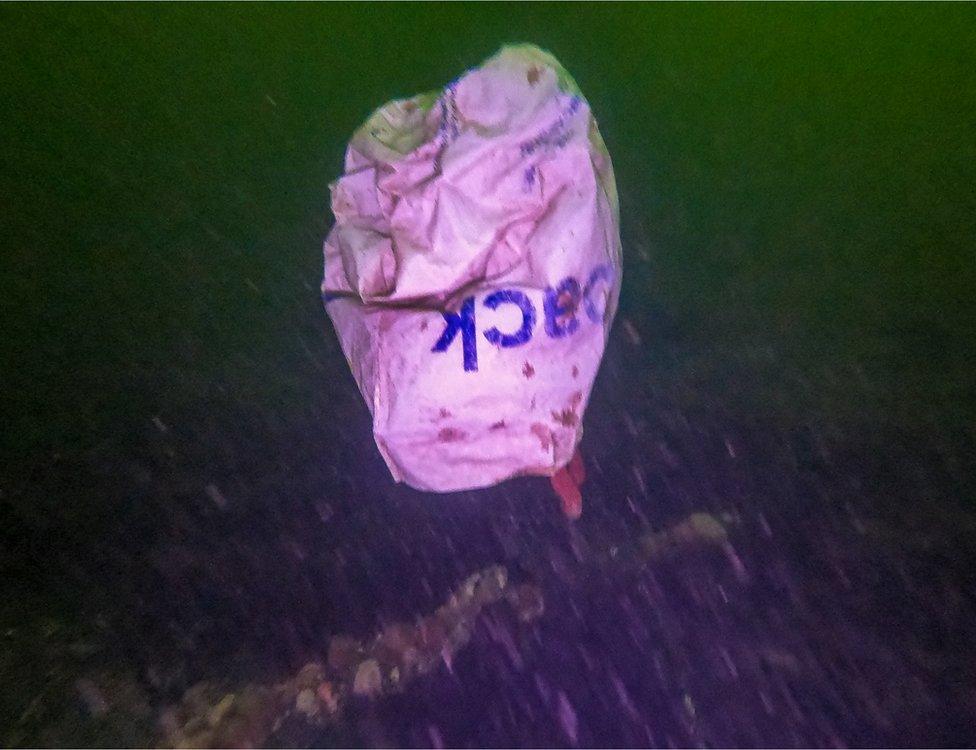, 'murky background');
2,5,975,746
